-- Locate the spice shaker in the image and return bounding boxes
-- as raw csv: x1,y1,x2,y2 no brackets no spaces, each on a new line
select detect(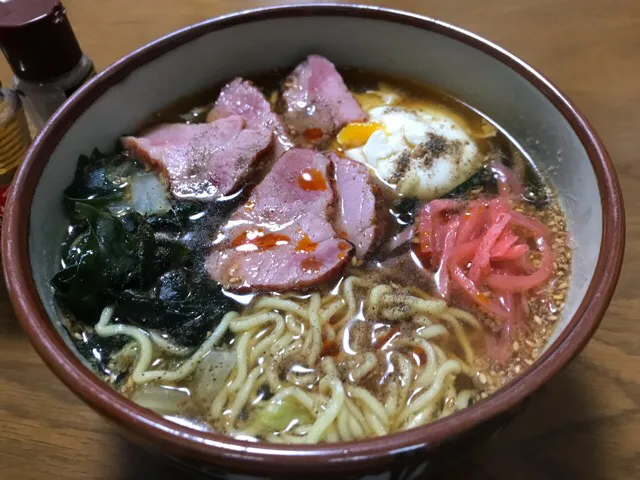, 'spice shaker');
0,82,31,229
0,0,95,131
